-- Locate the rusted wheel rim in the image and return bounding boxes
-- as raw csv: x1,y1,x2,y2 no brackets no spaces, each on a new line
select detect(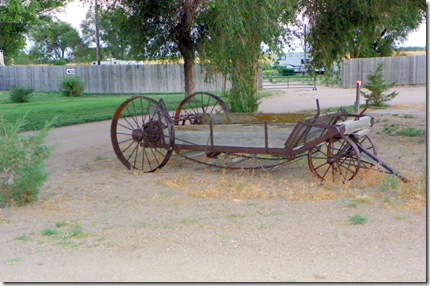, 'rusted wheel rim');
174,92,229,126
352,135,377,169
111,96,174,172
307,136,361,182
